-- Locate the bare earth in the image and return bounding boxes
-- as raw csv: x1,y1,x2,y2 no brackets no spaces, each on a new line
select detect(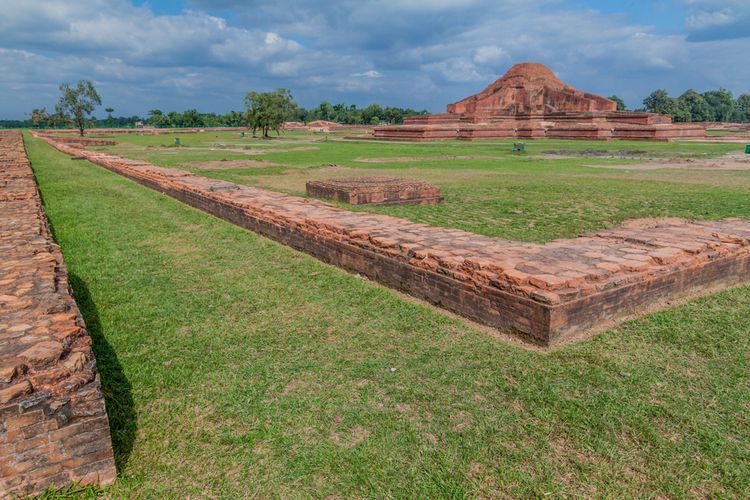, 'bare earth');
588,153,750,171
185,159,283,170
211,146,320,155
354,155,503,163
